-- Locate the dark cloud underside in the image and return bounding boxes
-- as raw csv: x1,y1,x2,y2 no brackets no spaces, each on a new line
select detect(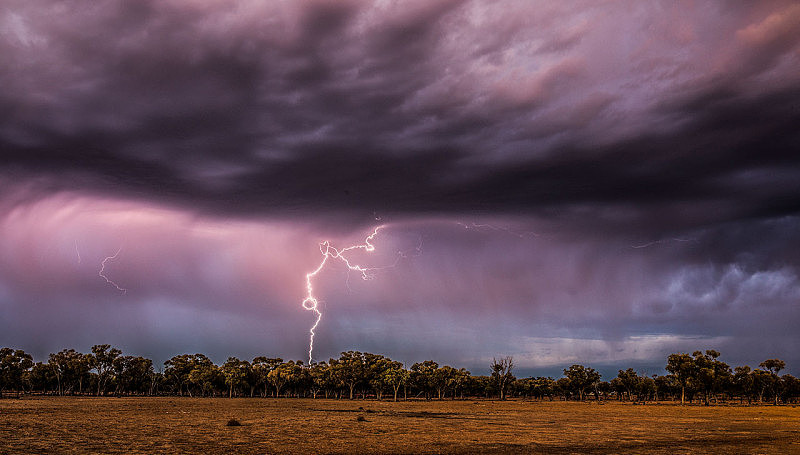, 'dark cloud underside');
1,0,798,231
